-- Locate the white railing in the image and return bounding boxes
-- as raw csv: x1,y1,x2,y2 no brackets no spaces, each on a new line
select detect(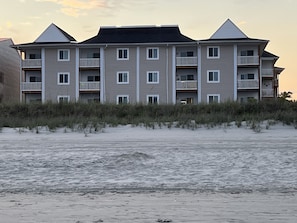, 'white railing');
176,80,197,90
262,69,274,77
80,58,100,68
80,82,100,91
176,57,198,66
22,59,42,69
262,89,274,97
237,80,259,89
238,56,259,65
21,82,42,91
